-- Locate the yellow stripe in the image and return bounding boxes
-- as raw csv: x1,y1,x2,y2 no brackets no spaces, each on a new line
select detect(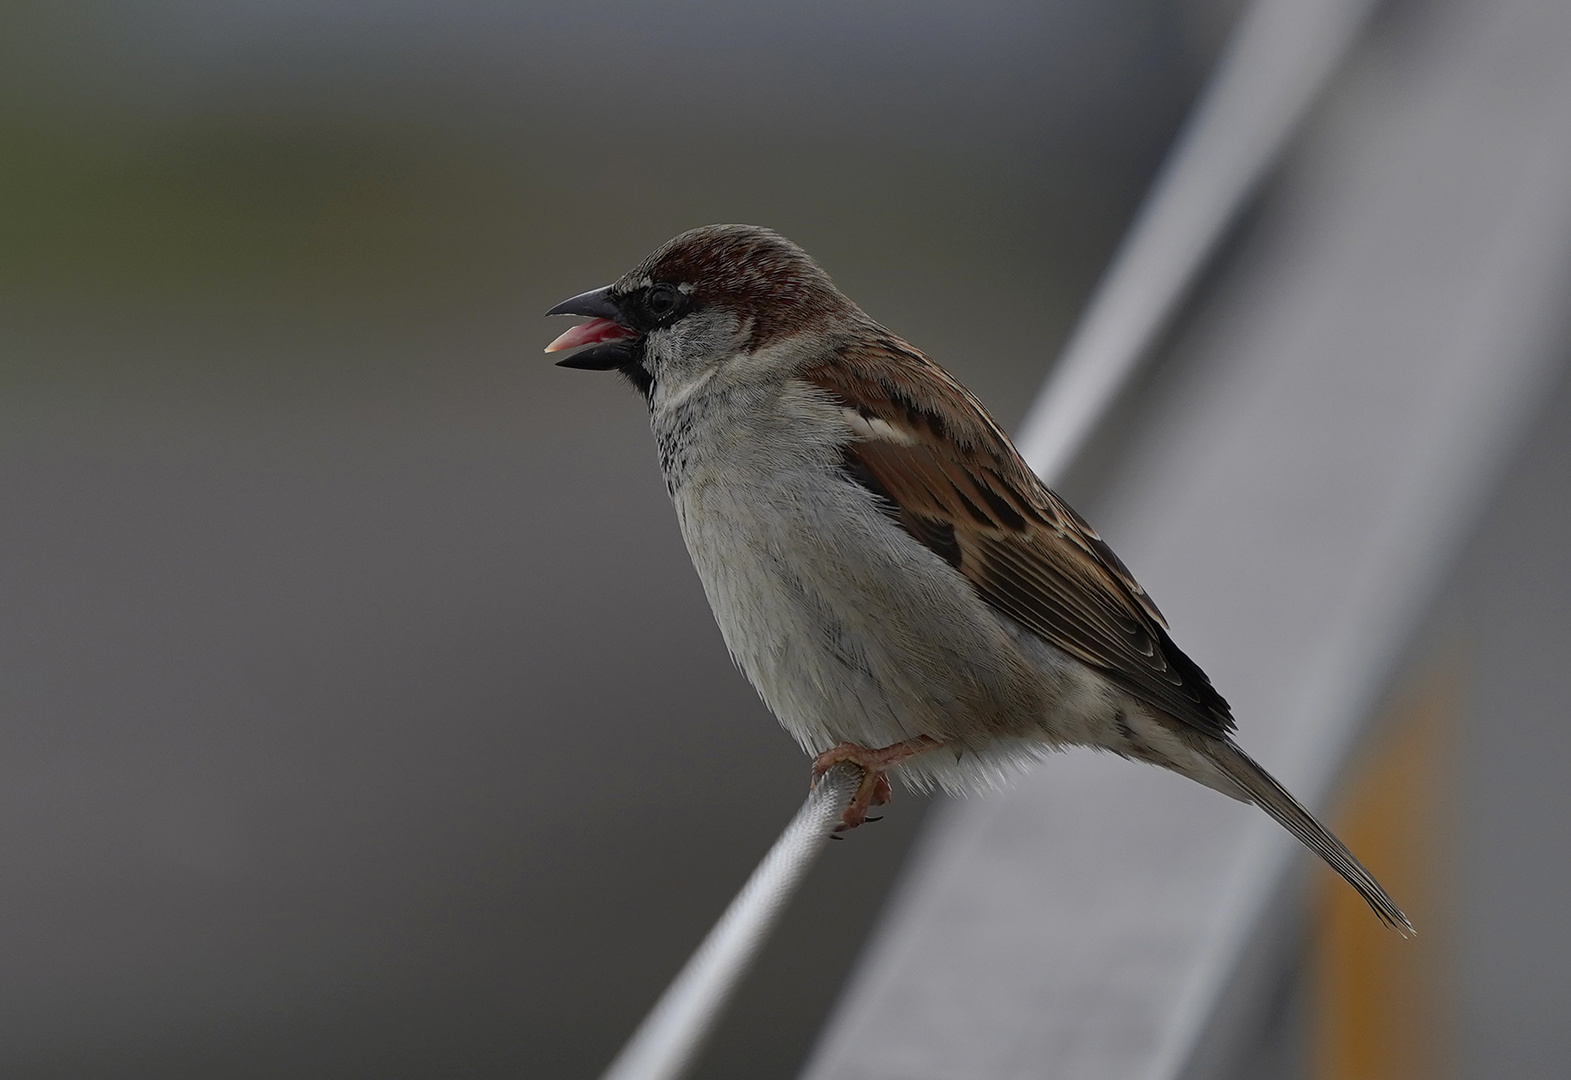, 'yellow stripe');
1313,652,1458,1079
